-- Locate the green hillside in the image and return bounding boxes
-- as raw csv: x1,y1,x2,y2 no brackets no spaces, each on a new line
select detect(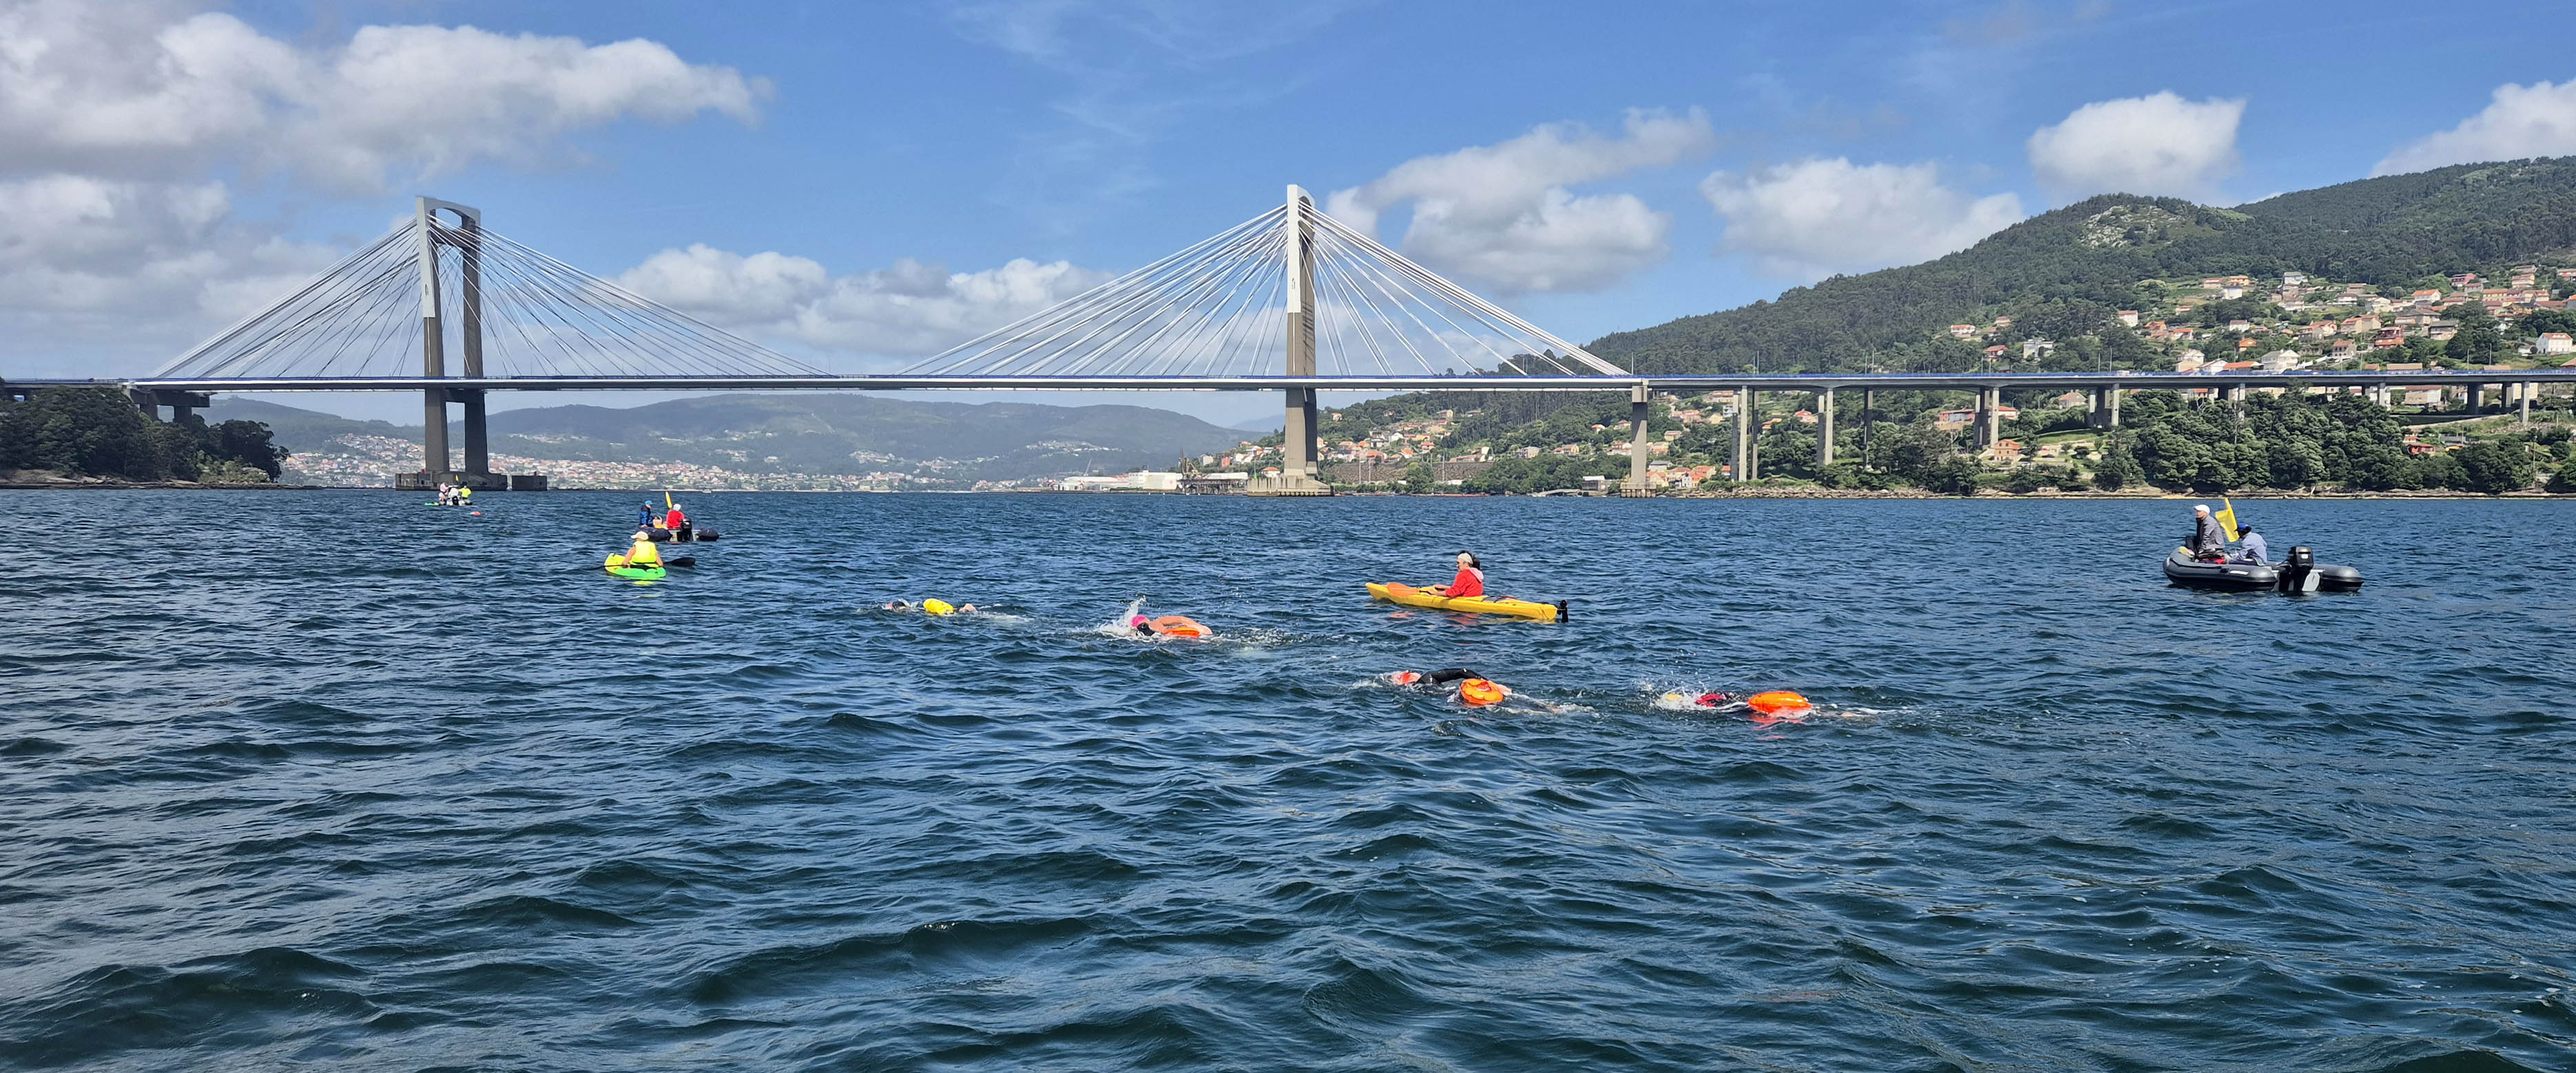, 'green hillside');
207,394,1255,482
1589,156,2576,375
